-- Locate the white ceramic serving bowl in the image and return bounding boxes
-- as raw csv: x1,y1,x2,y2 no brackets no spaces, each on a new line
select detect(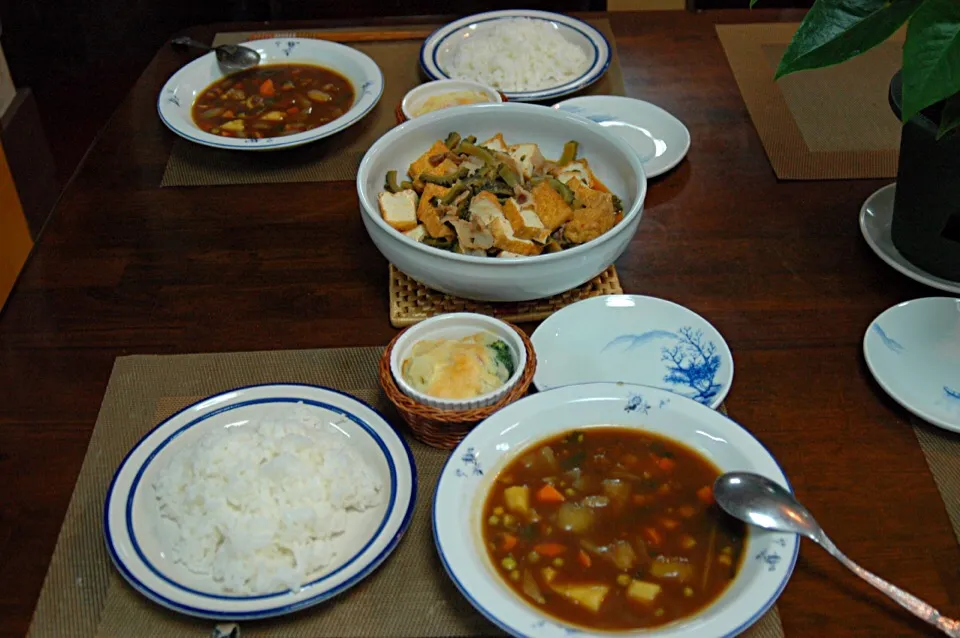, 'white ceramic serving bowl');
401,79,503,121
104,384,416,620
863,297,960,431
390,313,527,410
158,38,384,151
531,295,733,409
434,382,798,638
419,10,611,102
357,102,646,302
